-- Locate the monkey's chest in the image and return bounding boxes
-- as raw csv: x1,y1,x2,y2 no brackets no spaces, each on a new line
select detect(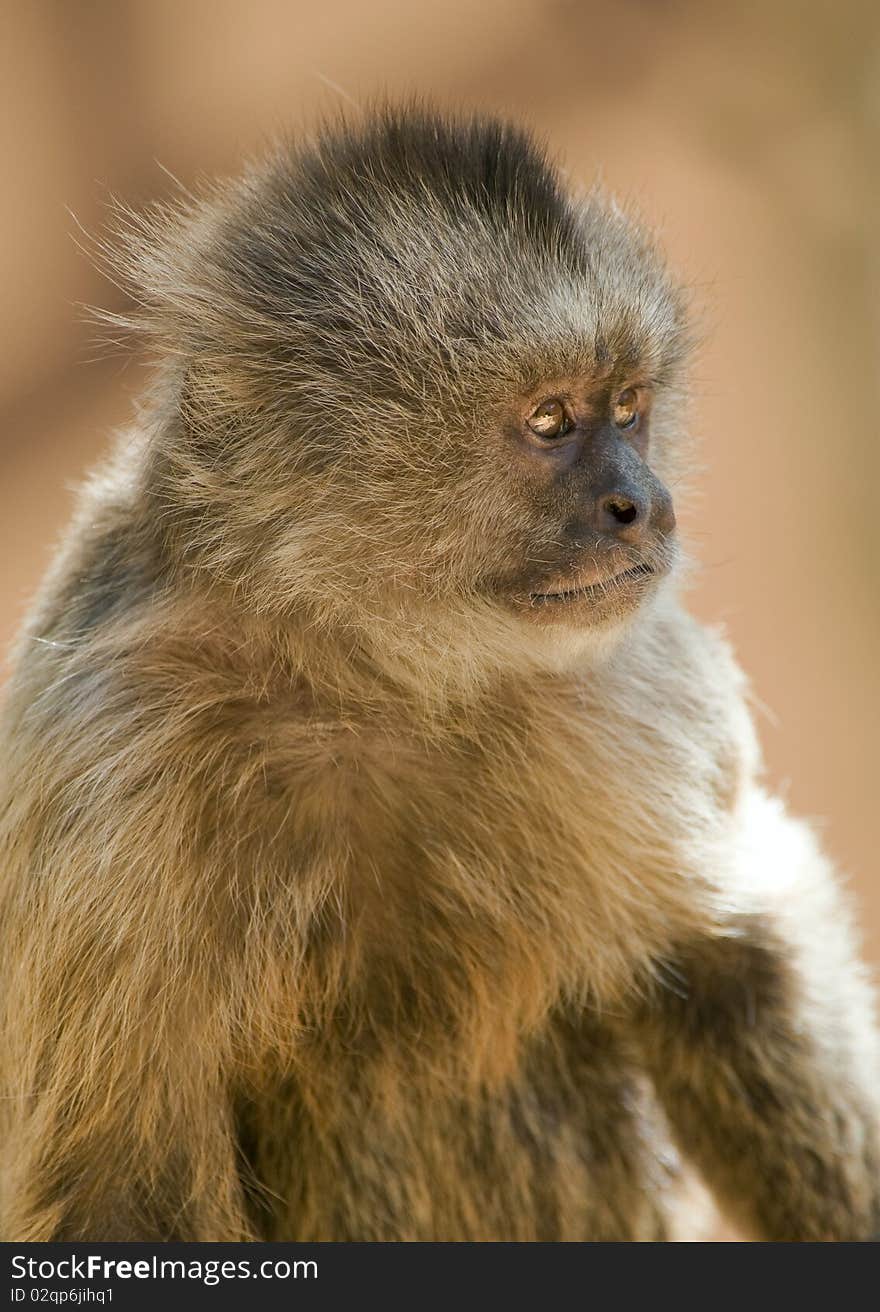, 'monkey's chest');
272,670,725,1025
316,724,713,1035
260,698,723,1097
243,713,711,1238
